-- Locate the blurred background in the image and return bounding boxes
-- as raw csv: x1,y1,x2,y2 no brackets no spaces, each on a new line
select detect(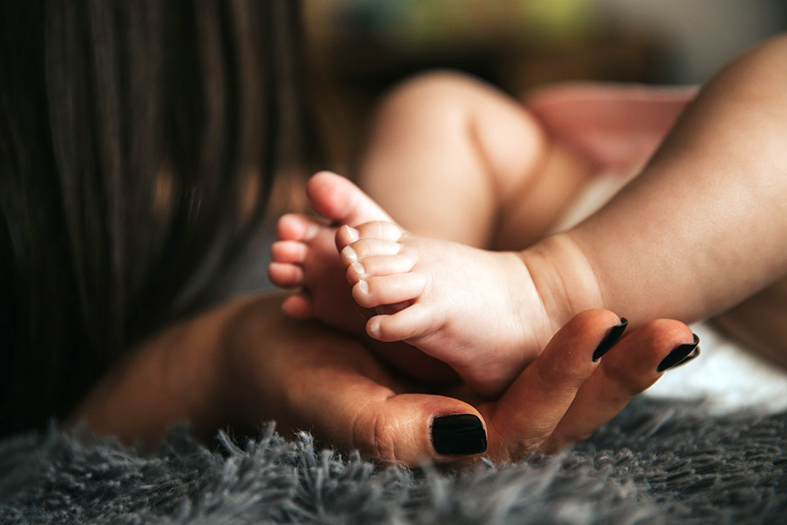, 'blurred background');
302,0,787,170
242,0,787,291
